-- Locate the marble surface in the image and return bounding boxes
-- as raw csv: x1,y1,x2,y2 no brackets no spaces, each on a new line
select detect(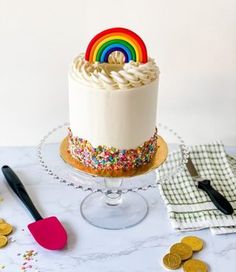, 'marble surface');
0,146,236,272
